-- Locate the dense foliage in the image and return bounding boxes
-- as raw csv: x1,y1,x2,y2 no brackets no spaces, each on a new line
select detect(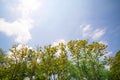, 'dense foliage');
109,51,120,80
0,40,119,80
